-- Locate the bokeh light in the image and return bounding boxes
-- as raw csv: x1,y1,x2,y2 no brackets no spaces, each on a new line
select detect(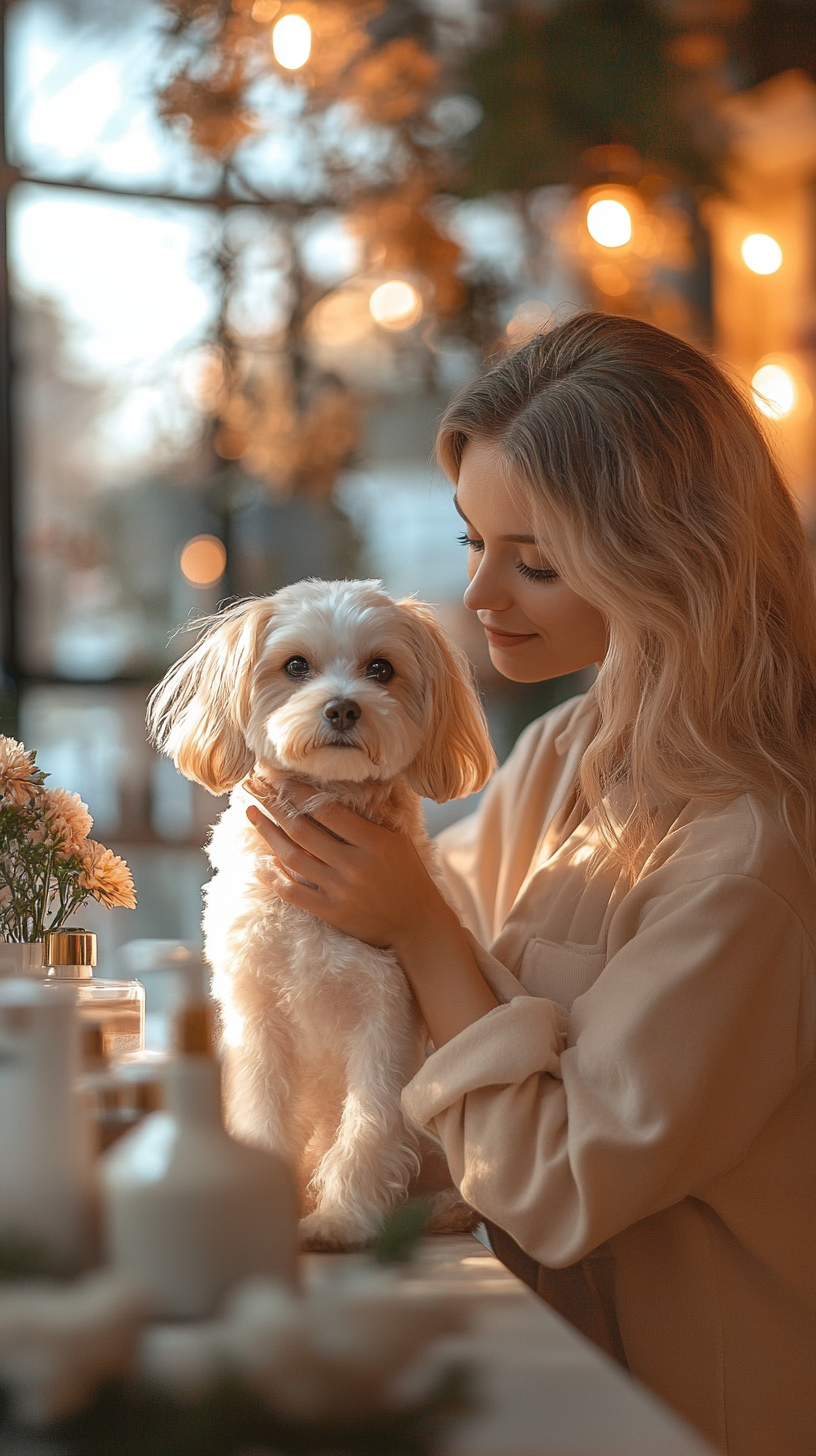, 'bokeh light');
586,199,632,248
590,262,629,296
741,233,783,275
272,14,312,69
180,535,227,586
751,363,796,419
368,280,423,330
